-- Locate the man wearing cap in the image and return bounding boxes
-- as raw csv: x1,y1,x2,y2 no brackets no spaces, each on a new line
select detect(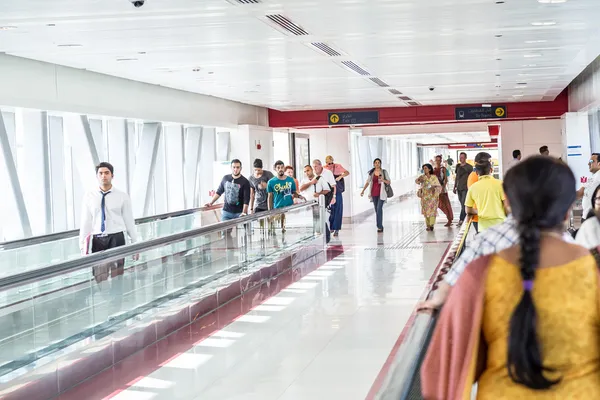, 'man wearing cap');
464,152,508,232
